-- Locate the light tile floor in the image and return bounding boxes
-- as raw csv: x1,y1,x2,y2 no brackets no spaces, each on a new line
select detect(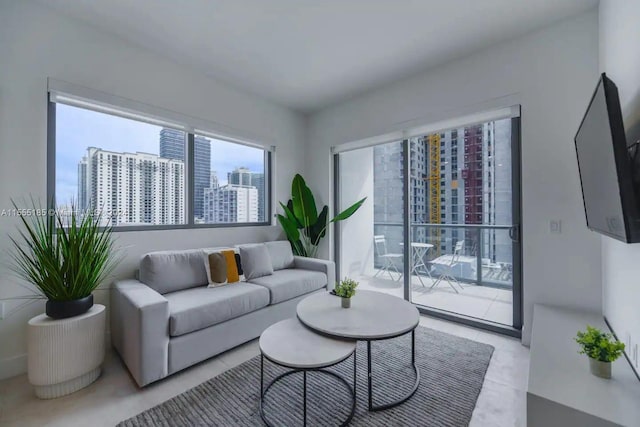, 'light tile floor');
0,315,528,427
359,272,514,326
